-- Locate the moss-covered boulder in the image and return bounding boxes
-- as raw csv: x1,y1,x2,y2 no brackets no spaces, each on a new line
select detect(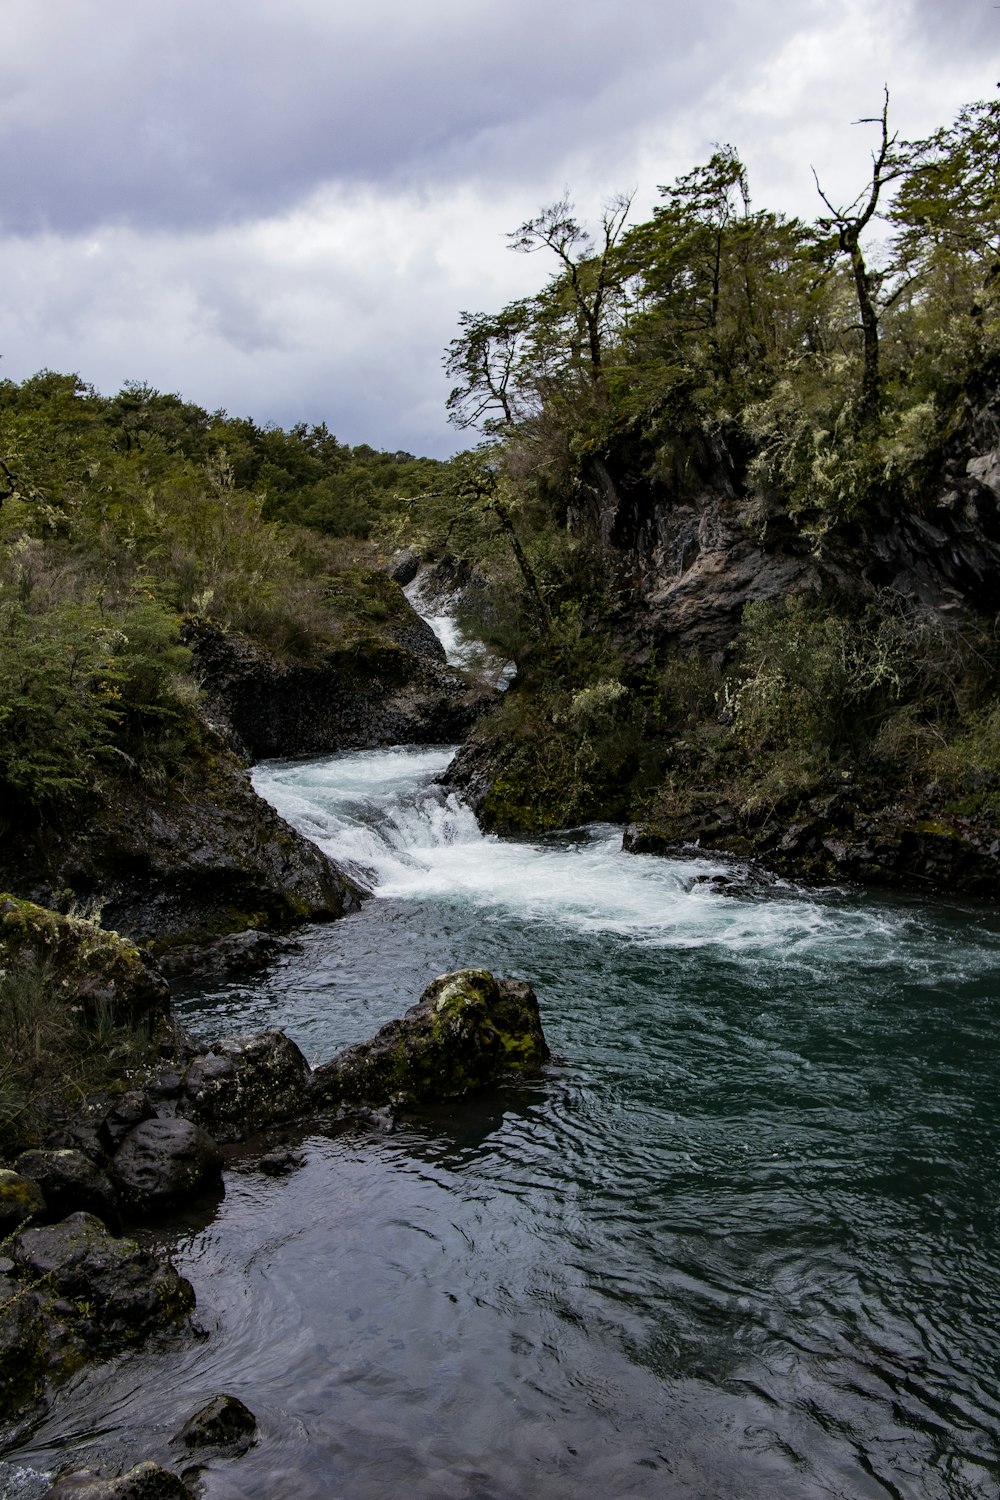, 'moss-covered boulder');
180,1030,312,1142
0,1168,46,1234
0,897,169,1031
311,968,549,1110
